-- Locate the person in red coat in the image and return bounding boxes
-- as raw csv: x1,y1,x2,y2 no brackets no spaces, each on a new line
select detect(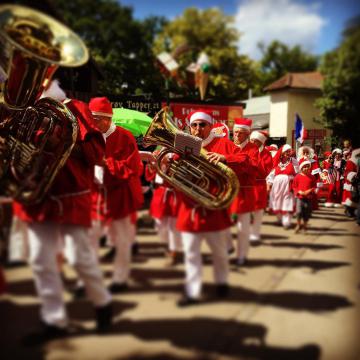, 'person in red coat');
14,80,112,336
267,144,298,229
230,118,259,265
323,148,346,207
292,158,317,233
175,110,248,306
249,130,273,242
297,146,321,211
88,97,144,294
342,148,360,216
145,154,182,266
